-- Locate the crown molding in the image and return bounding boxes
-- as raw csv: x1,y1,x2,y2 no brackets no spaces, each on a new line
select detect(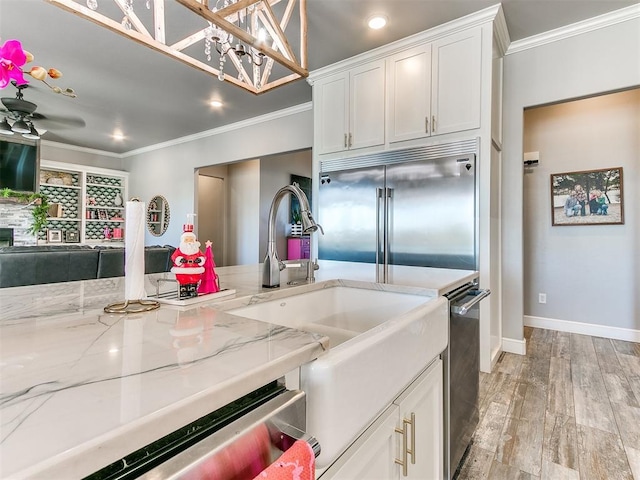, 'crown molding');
492,4,511,56
506,3,640,55
308,4,502,84
122,102,312,158
40,103,313,159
